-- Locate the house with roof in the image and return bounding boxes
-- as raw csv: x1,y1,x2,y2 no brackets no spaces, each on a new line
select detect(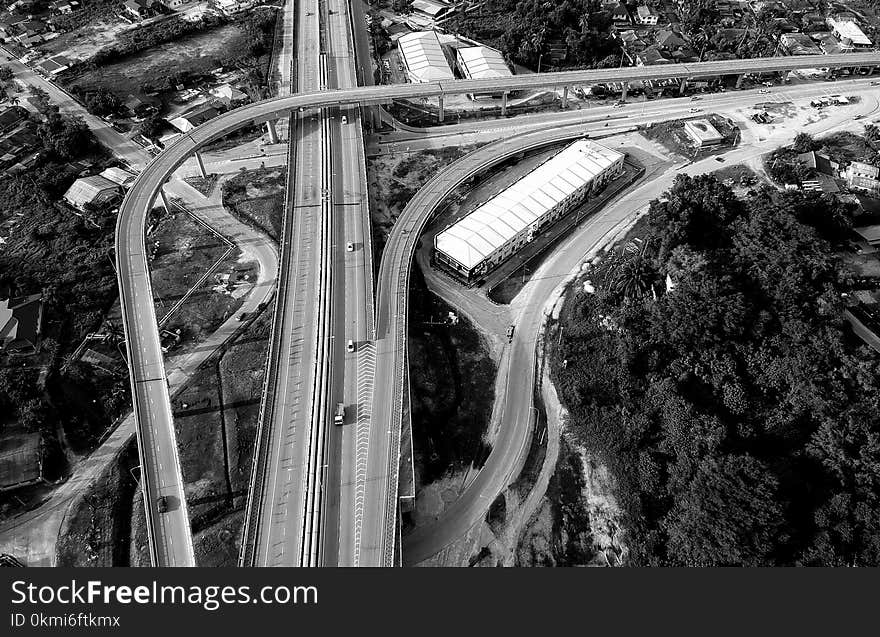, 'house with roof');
655,29,687,51
397,30,454,83
635,5,659,25
780,32,821,55
169,102,220,132
99,166,137,188
124,93,158,117
123,0,156,19
828,18,872,48
50,0,79,14
0,107,25,135
0,430,45,492
610,3,630,24
636,45,672,66
62,174,121,210
845,162,880,193
36,55,71,76
0,291,43,355
211,83,248,107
